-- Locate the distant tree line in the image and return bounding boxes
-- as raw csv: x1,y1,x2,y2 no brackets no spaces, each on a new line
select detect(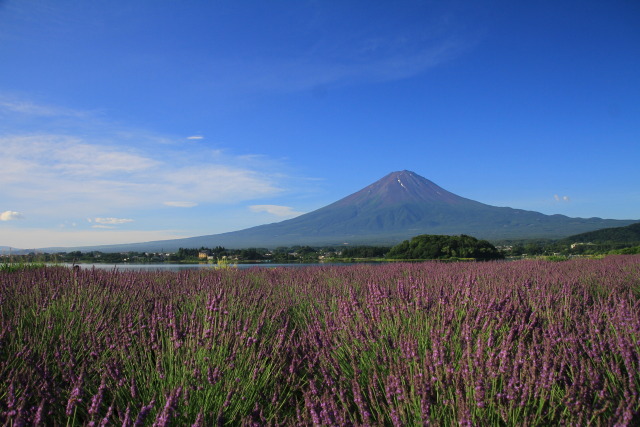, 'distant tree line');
498,240,640,257
4,229,640,266
340,246,390,258
172,246,350,263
